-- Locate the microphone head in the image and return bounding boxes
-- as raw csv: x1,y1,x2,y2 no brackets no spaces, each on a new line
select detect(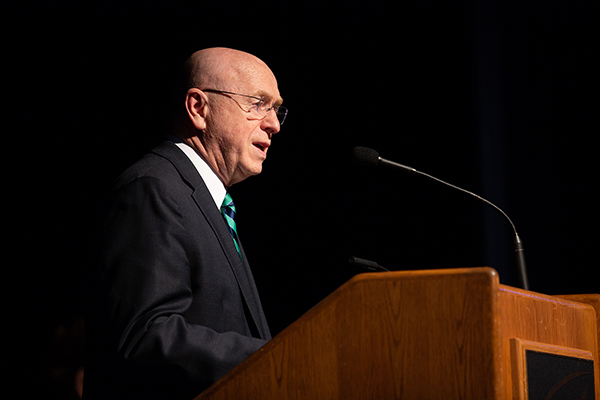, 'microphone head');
353,146,380,166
